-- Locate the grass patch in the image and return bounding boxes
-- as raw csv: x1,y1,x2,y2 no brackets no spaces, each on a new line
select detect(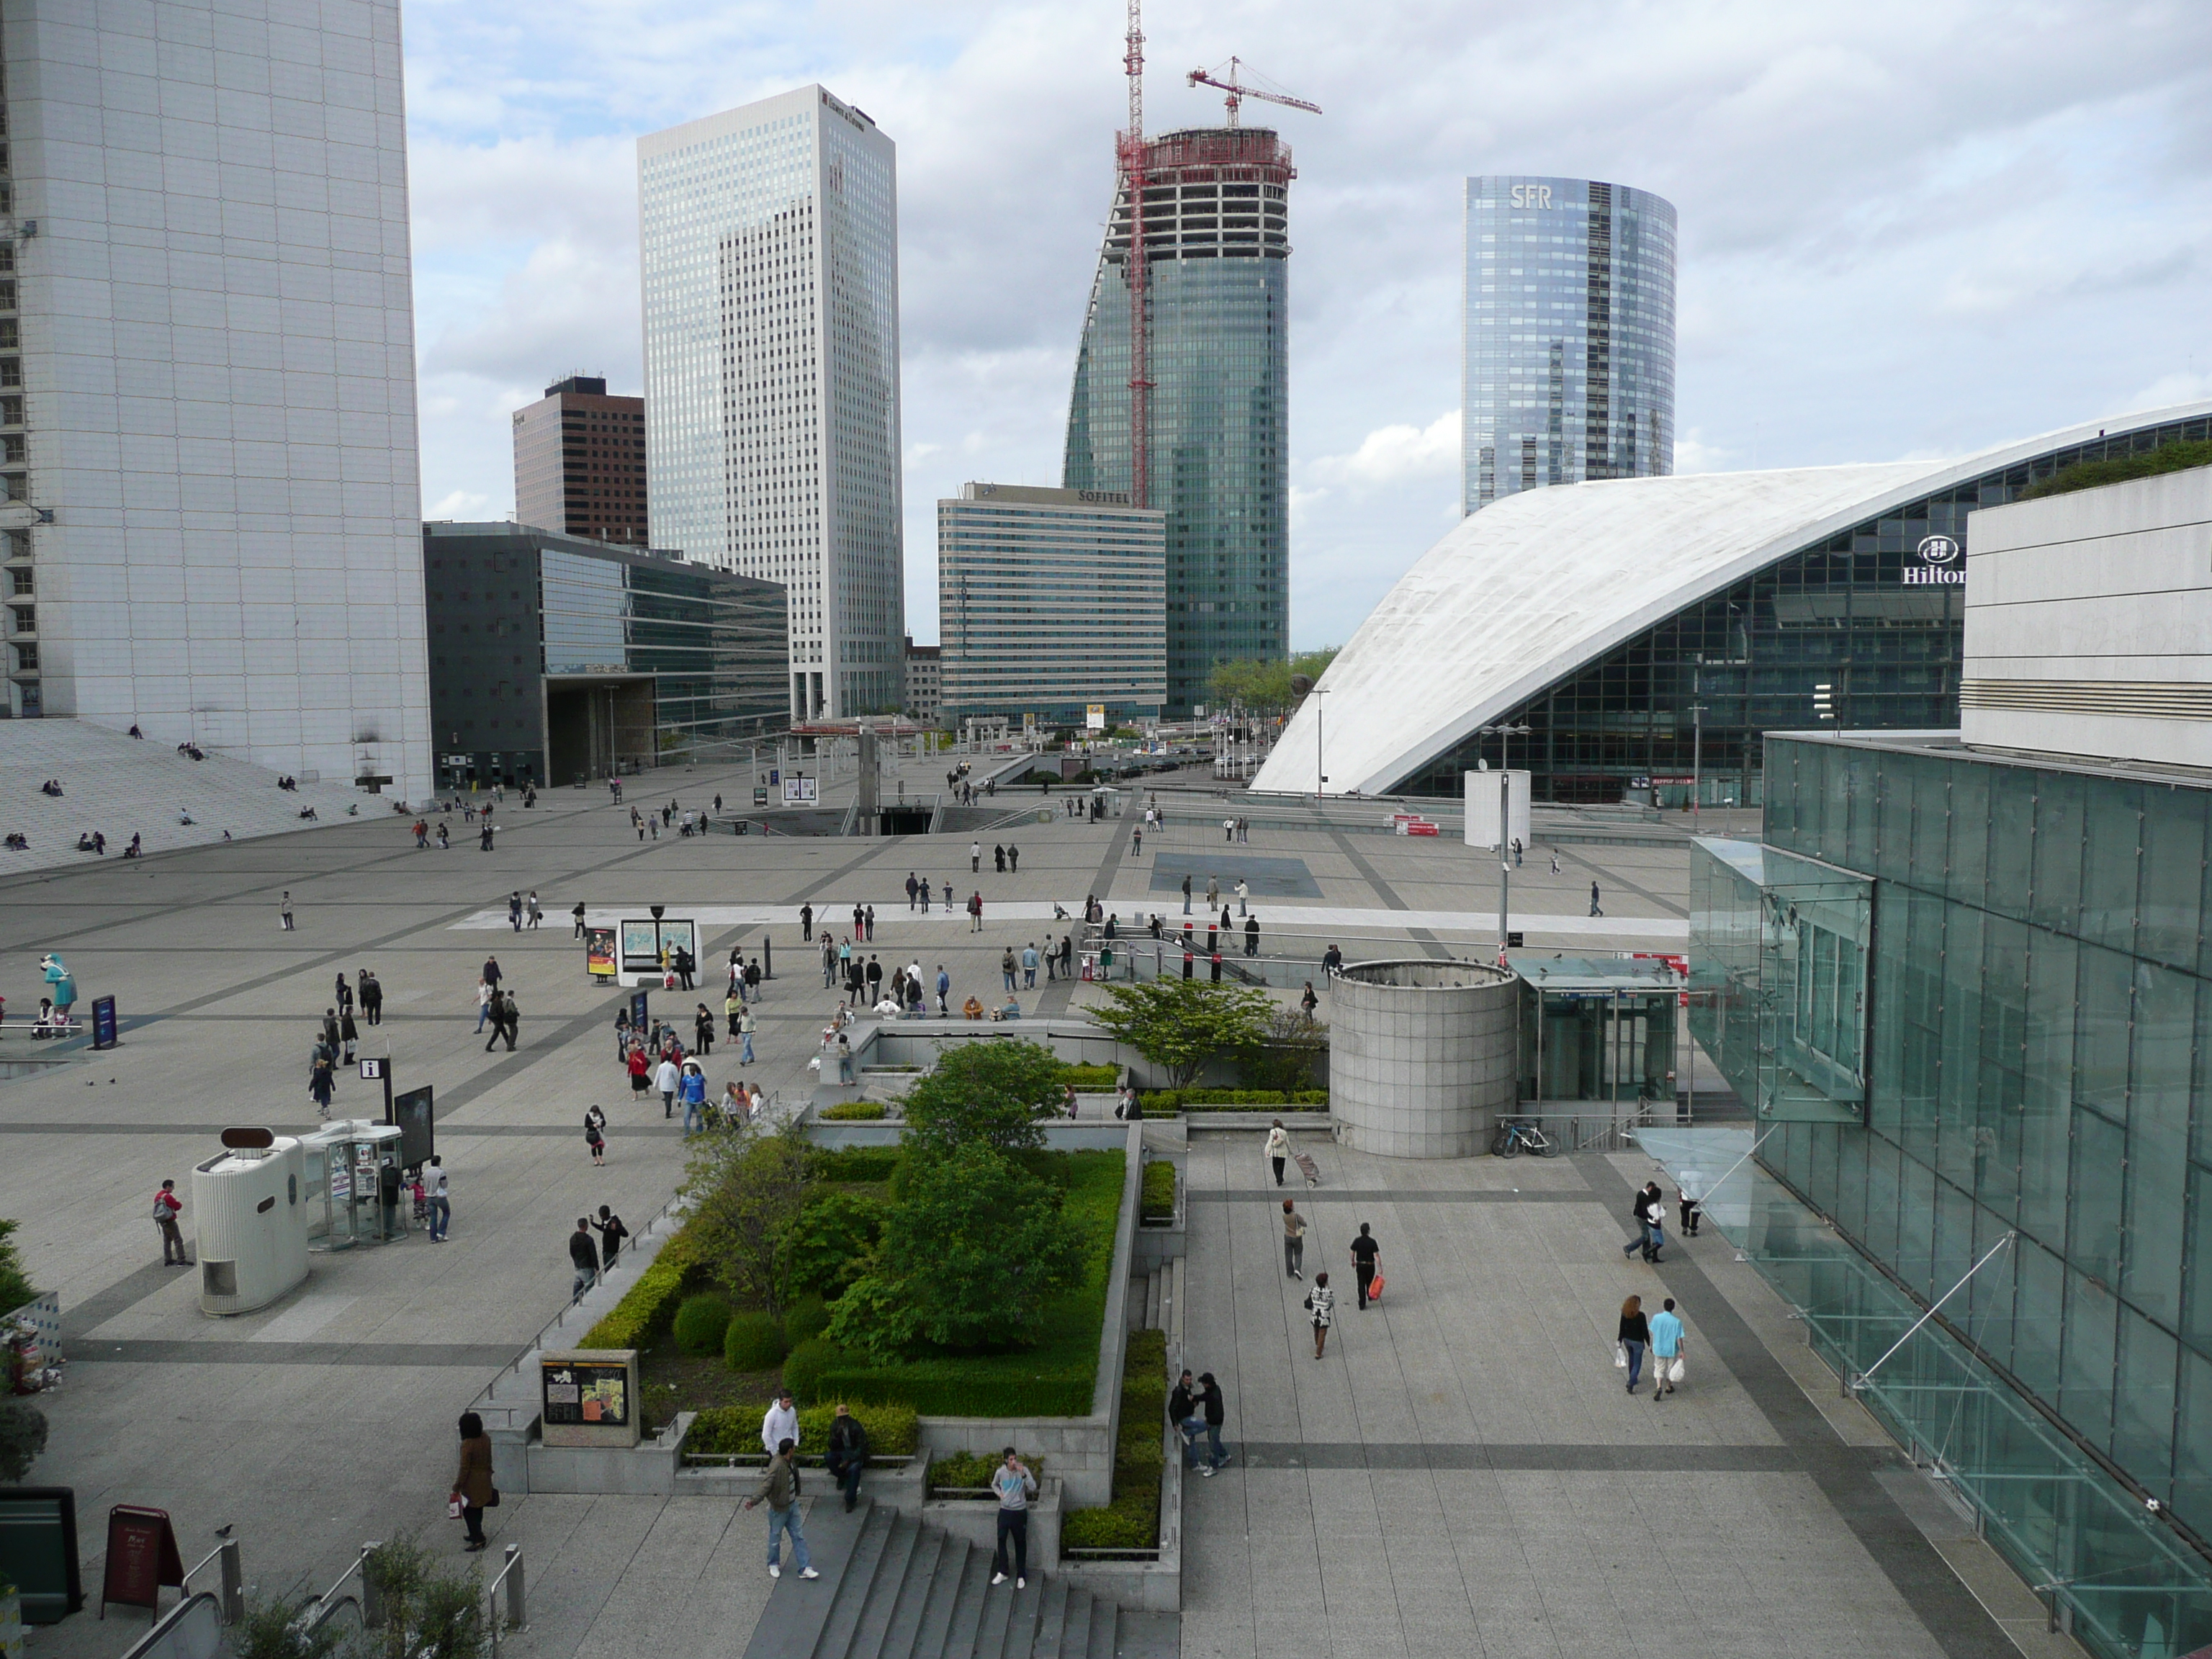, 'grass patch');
1141,1088,1328,1115
689,1401,920,1461
808,1149,1126,1416
1141,1161,1175,1221
1056,1063,1120,1090
811,1146,903,1184
822,1101,887,1120
2019,439,2212,501
928,1449,1046,1492
1062,1328,1166,1550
